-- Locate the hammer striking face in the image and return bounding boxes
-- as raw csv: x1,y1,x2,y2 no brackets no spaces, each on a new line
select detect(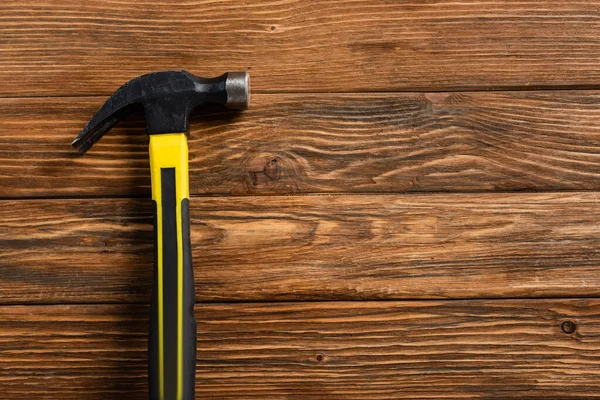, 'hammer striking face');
73,71,250,400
